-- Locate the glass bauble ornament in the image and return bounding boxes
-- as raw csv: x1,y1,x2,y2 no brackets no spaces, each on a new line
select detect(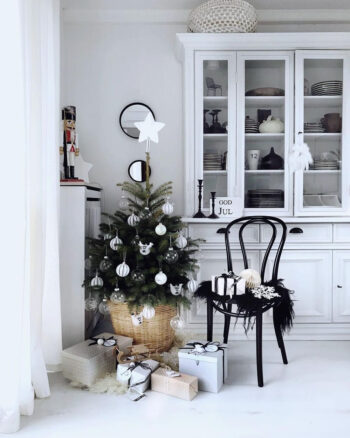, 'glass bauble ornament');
127,212,140,227
110,233,123,250
104,231,114,240
85,294,98,311
155,270,167,285
131,312,143,326
119,190,128,210
139,241,154,256
164,247,179,264
142,305,155,320
170,283,183,296
170,315,185,330
84,255,94,271
99,255,112,272
98,297,110,315
162,197,174,215
141,206,152,219
91,271,103,289
175,234,187,249
116,262,130,277
155,222,167,236
187,278,198,294
110,288,126,304
131,269,145,283
131,232,140,247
